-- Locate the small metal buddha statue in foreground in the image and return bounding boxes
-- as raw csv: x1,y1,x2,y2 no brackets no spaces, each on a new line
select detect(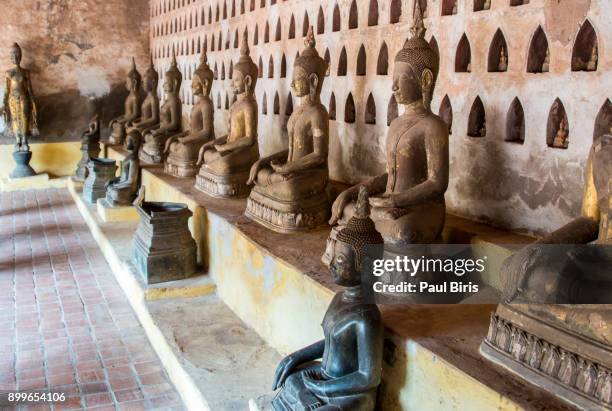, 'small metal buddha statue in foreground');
3,43,38,177
127,57,160,139
108,58,142,145
139,53,183,164
324,3,448,263
195,32,259,198
245,27,330,233
481,129,612,409
271,187,384,410
105,131,141,206
164,50,214,177
74,114,101,182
